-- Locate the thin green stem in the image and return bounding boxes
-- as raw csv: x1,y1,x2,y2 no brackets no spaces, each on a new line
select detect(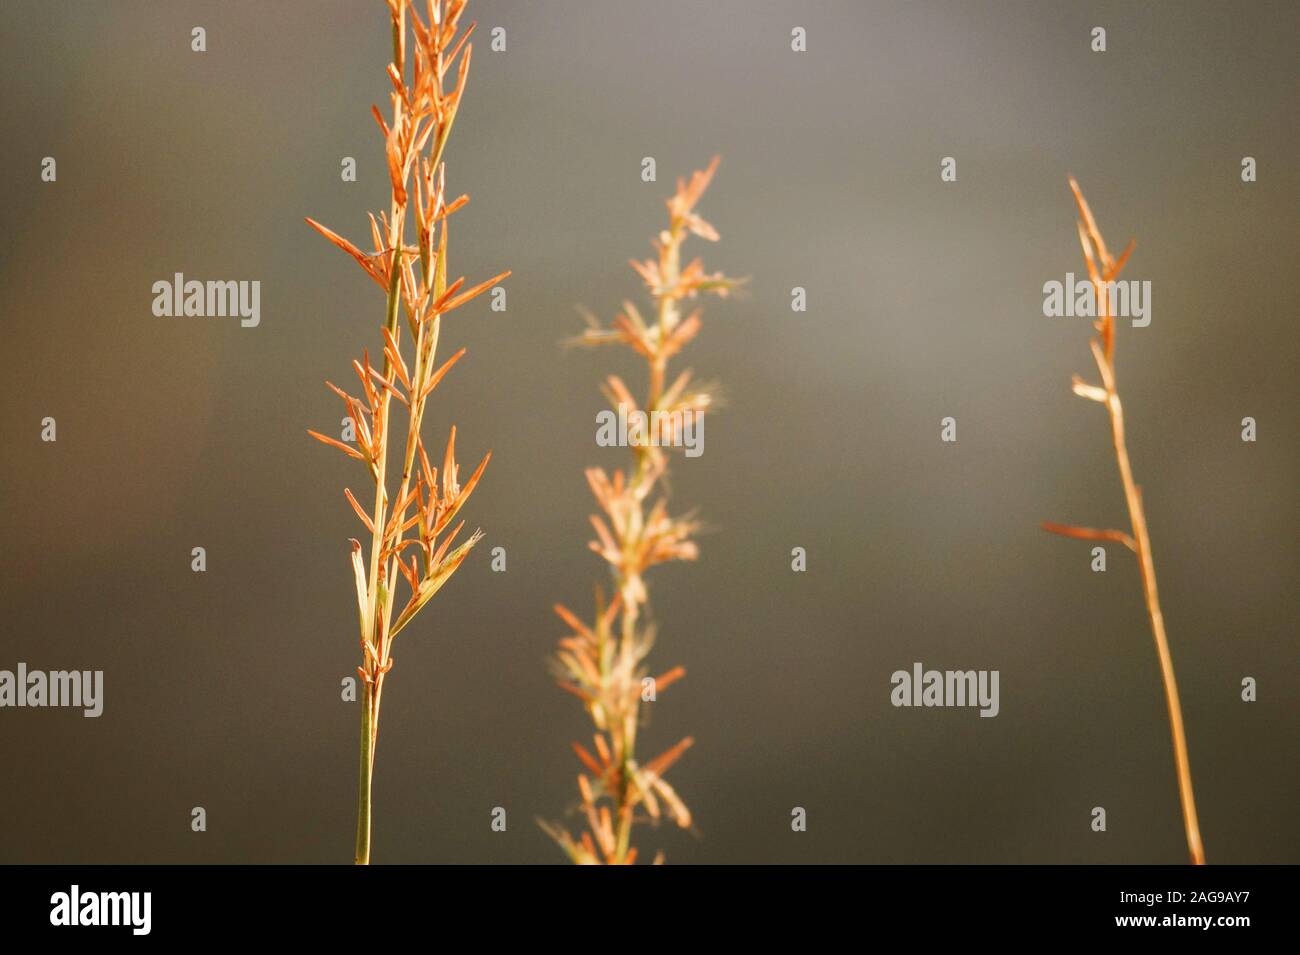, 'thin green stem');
355,687,374,865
